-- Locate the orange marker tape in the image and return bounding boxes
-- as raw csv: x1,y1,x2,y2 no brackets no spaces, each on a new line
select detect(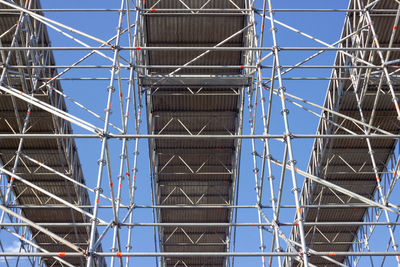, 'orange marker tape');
59,252,66,257
116,252,122,258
